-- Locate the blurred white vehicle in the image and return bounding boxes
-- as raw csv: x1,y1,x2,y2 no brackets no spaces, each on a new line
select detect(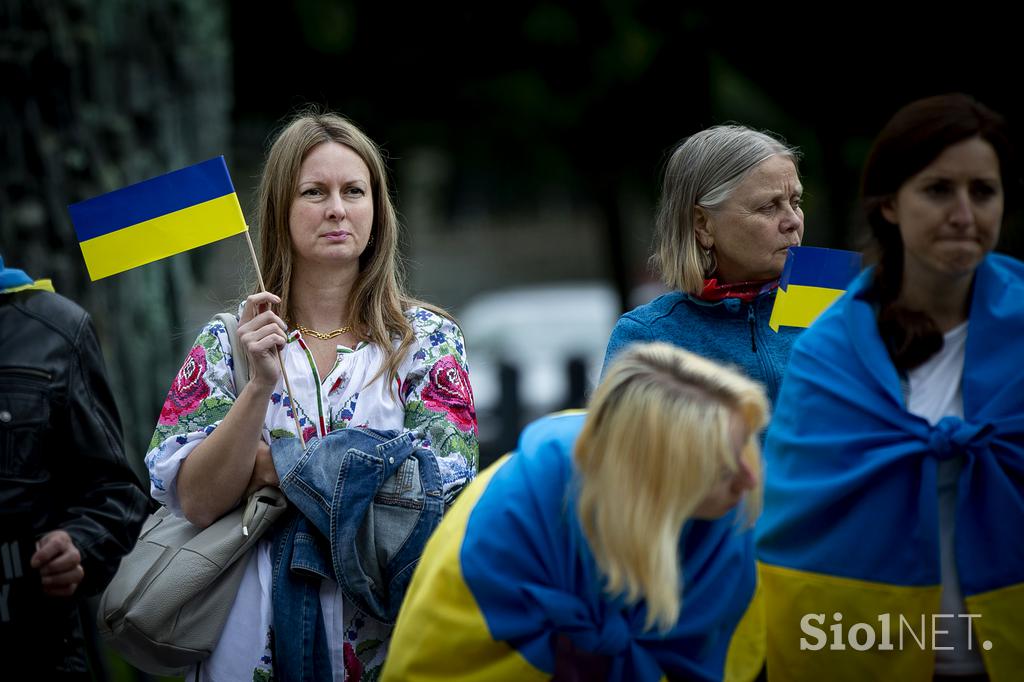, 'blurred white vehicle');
458,281,620,448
